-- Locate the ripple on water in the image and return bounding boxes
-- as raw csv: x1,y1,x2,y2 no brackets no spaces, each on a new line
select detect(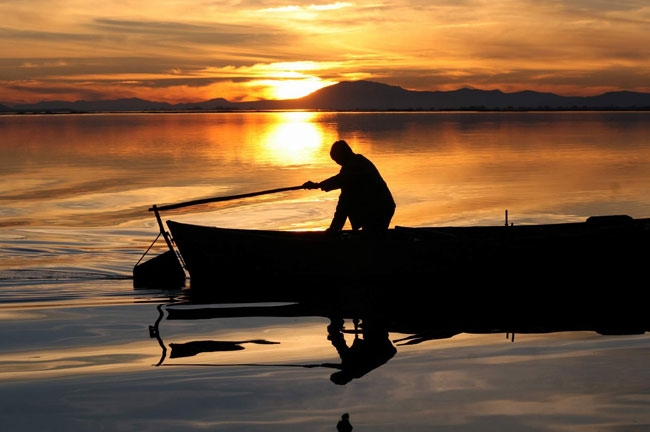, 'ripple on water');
0,271,181,308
